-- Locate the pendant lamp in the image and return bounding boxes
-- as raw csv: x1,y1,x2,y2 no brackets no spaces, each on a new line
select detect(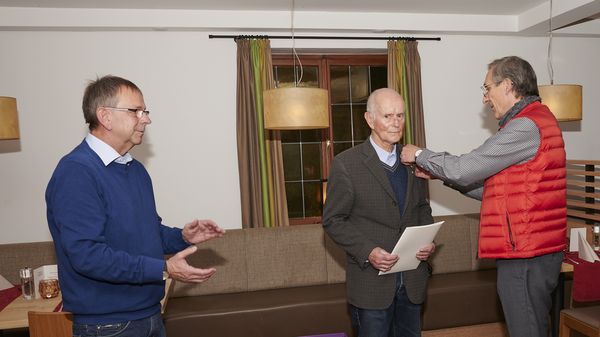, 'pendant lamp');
538,85,582,121
0,96,20,140
263,0,329,130
538,0,582,122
